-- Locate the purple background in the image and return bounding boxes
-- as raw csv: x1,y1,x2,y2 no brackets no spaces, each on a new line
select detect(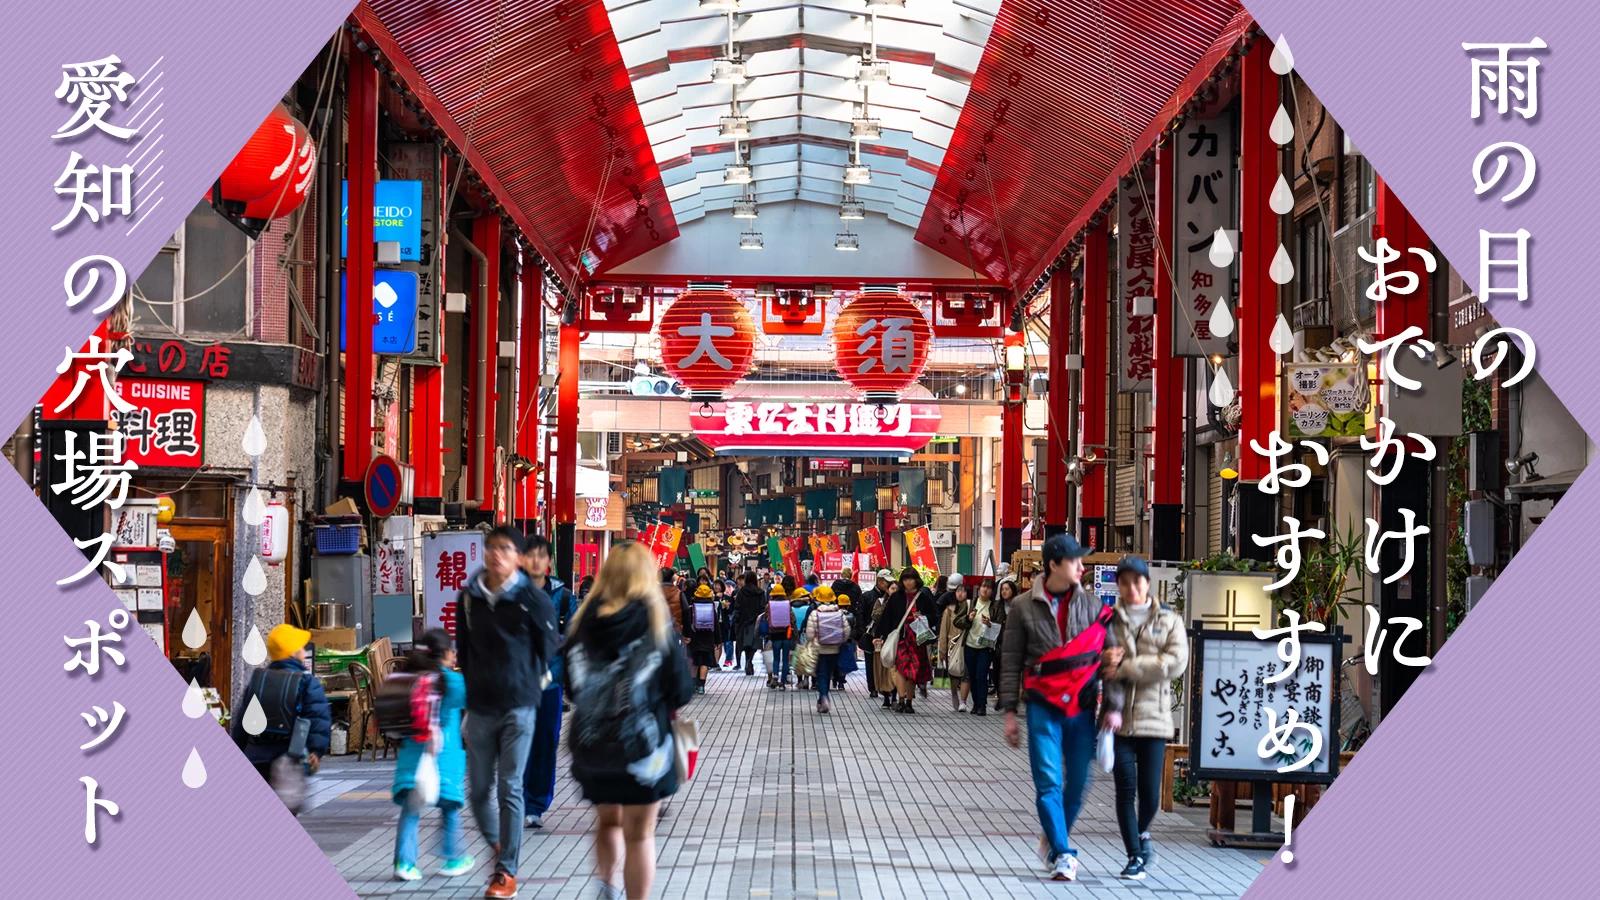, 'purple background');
0,3,358,897
1240,2,1599,897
